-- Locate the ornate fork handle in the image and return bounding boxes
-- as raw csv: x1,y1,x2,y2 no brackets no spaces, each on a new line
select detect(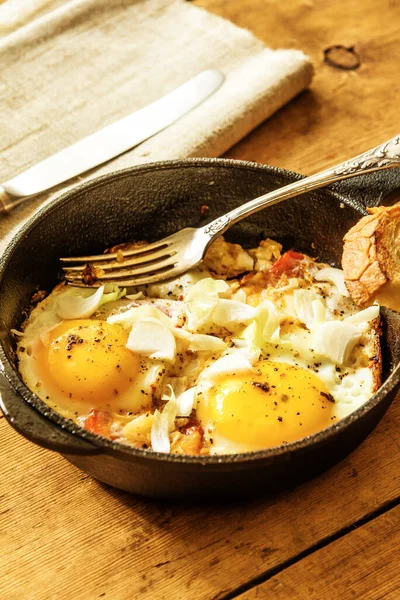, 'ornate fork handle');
334,135,400,176
204,134,400,238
